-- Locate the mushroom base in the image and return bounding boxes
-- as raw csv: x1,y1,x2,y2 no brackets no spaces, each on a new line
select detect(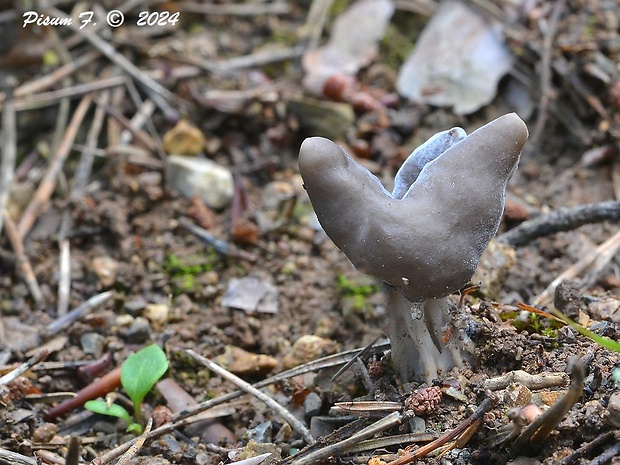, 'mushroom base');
385,290,474,384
